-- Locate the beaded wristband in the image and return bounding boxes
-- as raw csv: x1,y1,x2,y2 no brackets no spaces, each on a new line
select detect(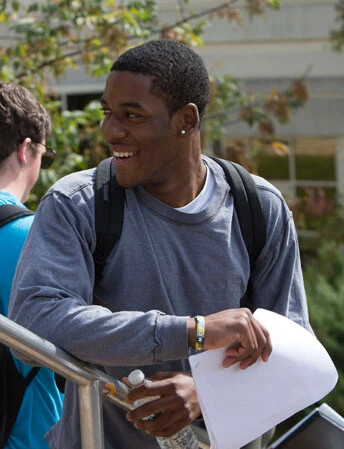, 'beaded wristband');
194,315,205,352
